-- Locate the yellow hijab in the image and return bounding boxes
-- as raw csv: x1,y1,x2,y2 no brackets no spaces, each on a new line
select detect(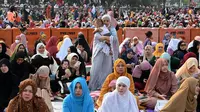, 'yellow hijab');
57,35,69,50
113,59,127,77
161,77,198,112
176,57,200,79
153,43,164,57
